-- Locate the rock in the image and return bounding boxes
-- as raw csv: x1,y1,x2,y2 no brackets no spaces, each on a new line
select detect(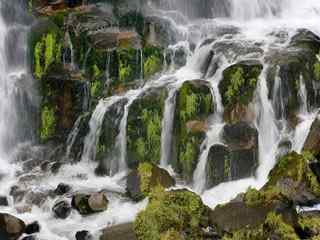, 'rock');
0,213,26,240
88,193,108,212
52,200,72,219
0,196,8,206
72,193,108,215
100,223,136,240
24,191,48,207
221,122,259,180
21,236,36,240
126,163,175,201
303,115,320,155
25,221,40,235
172,80,214,181
127,87,167,168
10,185,26,203
309,161,320,182
75,230,92,240
54,183,72,195
134,188,210,239
219,61,262,120
206,144,231,188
